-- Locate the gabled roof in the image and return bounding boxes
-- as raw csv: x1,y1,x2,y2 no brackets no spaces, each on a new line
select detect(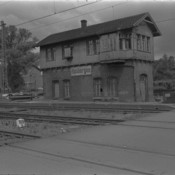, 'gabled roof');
37,12,161,47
